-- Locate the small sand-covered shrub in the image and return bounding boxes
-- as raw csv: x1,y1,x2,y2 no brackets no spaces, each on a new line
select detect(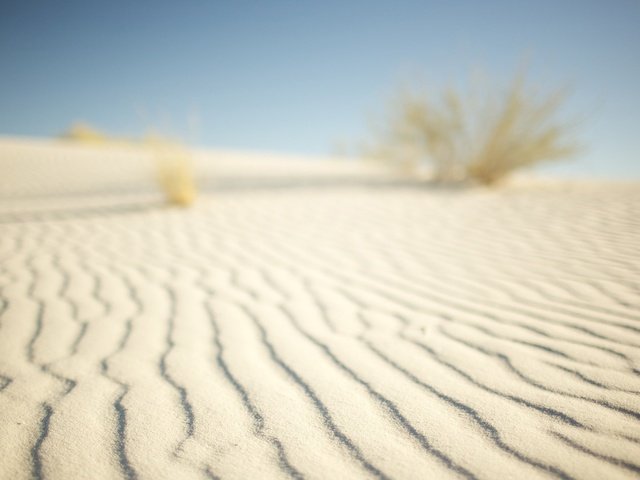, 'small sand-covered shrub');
365,70,578,185
60,123,198,207
148,137,197,207
60,122,108,144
